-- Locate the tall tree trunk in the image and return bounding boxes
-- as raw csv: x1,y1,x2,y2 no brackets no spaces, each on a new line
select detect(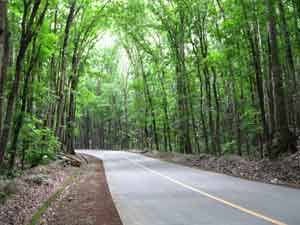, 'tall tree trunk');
192,42,209,153
211,67,221,155
144,108,149,149
123,90,129,149
65,36,79,154
158,70,172,152
176,5,192,154
241,0,271,153
292,0,300,56
278,0,297,126
0,0,8,163
0,0,8,133
56,2,76,144
0,0,48,165
265,0,295,157
267,35,276,136
47,7,58,129
229,63,242,156
66,71,78,154
192,42,209,152
140,58,159,151
0,40,29,165
203,66,216,154
189,96,200,153
9,43,39,168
